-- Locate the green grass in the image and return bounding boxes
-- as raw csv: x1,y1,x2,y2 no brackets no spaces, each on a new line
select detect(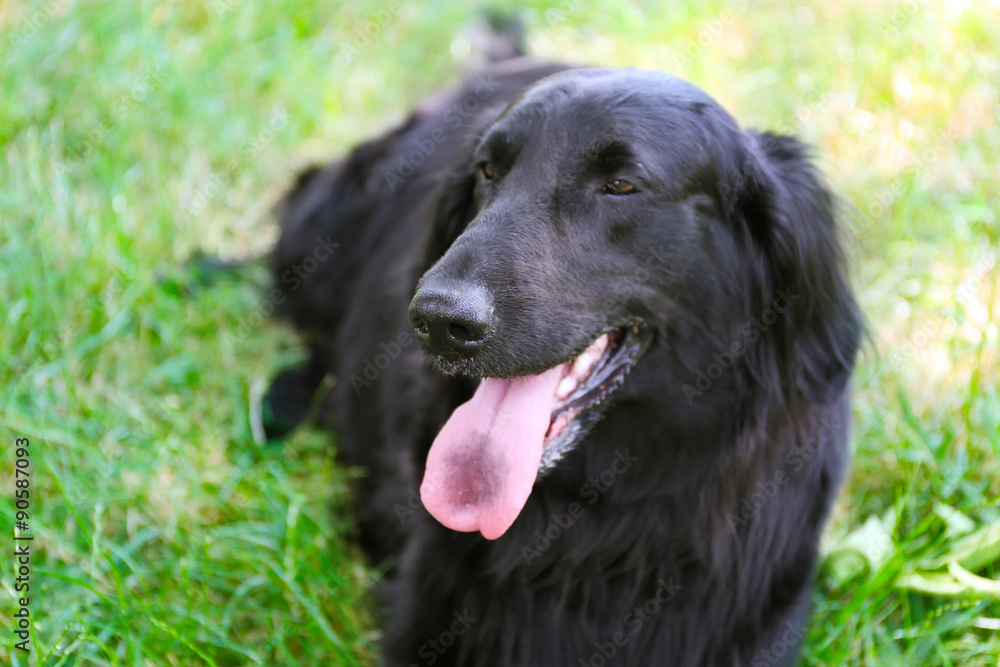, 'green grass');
1,1,997,665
